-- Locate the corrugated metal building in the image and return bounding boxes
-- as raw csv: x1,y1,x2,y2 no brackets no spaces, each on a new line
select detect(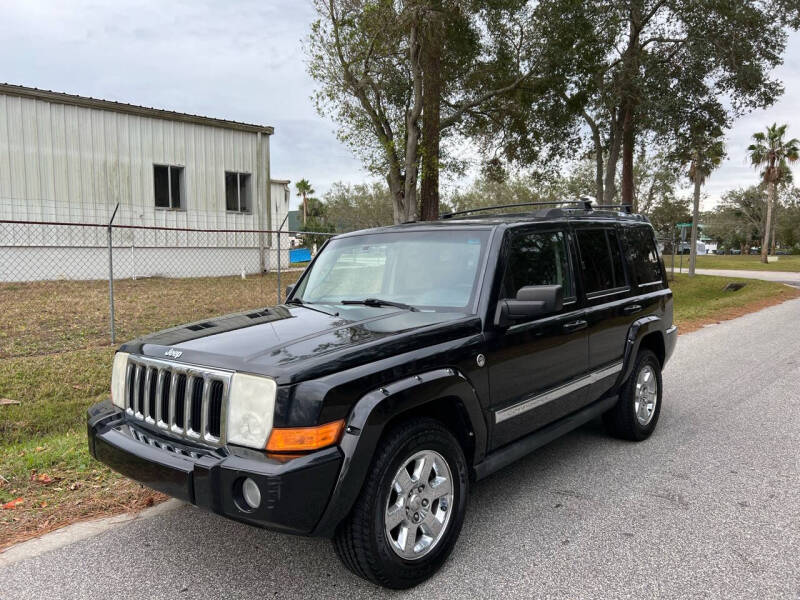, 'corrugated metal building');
0,83,291,280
